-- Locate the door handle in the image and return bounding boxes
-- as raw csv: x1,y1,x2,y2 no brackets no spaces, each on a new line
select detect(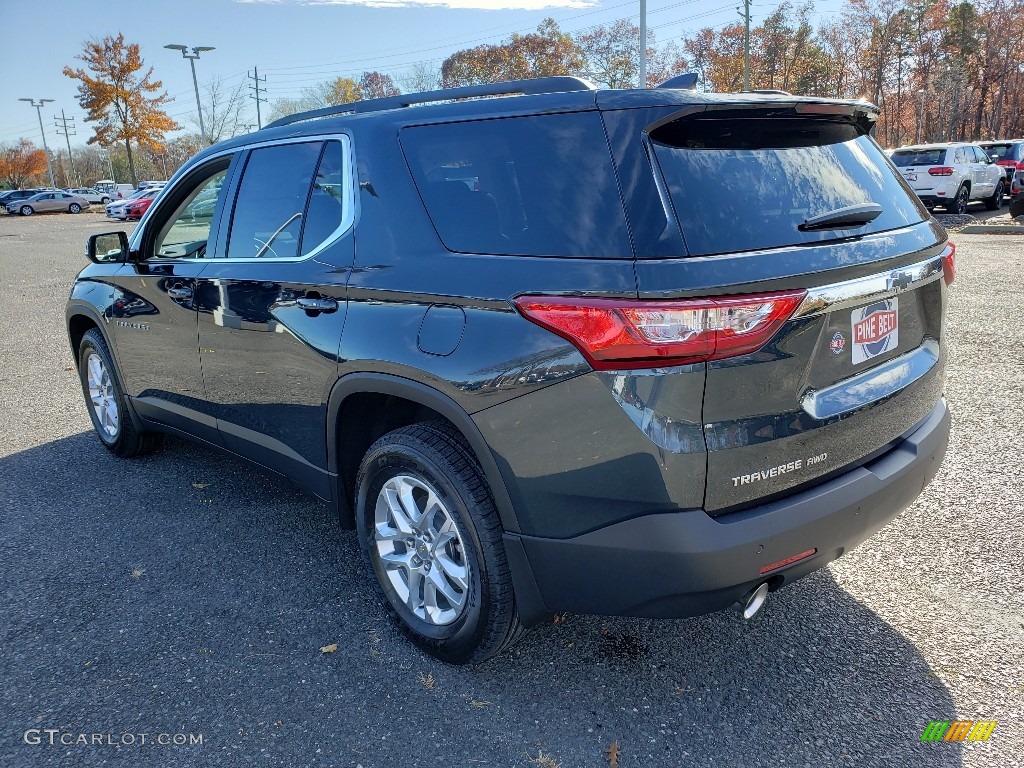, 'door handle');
296,296,338,313
167,286,193,302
